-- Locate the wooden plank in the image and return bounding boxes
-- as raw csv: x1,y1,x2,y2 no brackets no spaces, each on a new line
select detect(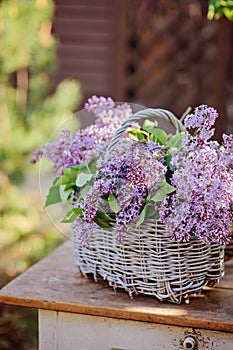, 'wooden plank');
51,75,112,96
55,5,113,18
56,45,114,61
52,0,119,100
0,241,233,333
55,0,111,7
112,0,128,100
53,71,112,87
58,56,110,66
54,18,113,33
39,310,58,350
55,31,113,49
57,59,111,74
55,32,113,46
